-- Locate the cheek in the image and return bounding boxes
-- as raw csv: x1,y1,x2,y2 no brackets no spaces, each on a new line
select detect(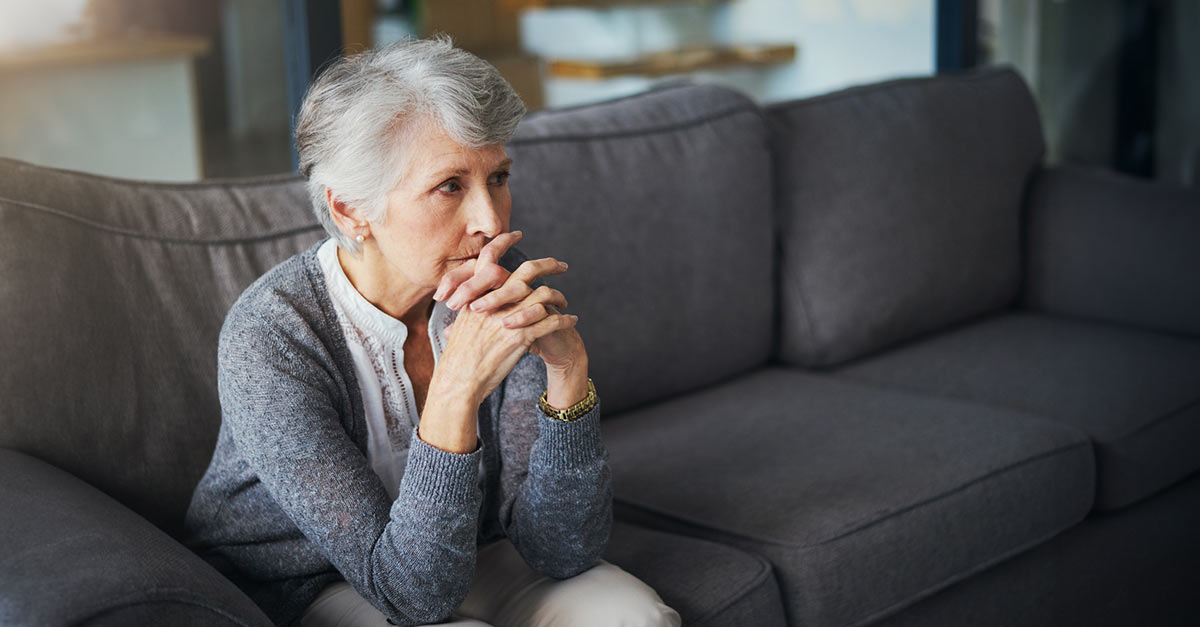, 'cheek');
495,190,513,228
